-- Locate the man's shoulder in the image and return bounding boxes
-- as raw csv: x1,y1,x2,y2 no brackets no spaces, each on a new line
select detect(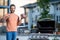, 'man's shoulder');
14,14,19,18
5,13,10,16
